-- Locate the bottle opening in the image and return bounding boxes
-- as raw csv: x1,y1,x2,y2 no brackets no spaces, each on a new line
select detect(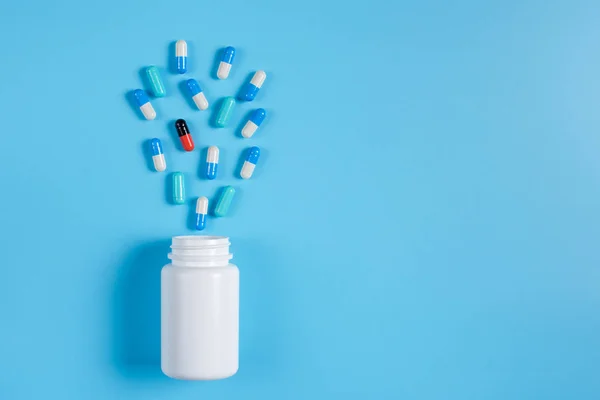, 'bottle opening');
169,236,232,267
